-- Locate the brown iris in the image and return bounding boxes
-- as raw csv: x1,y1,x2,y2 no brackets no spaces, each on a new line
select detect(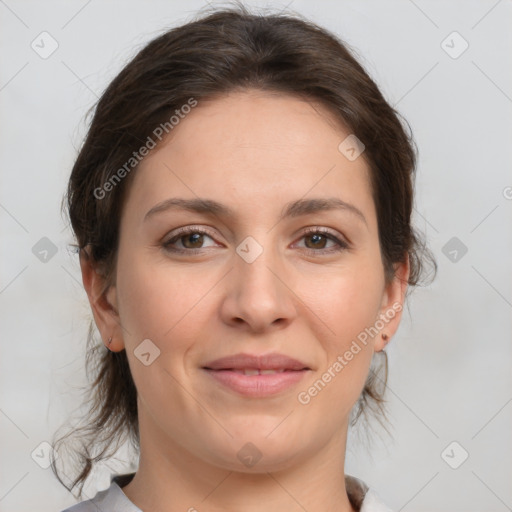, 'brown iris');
181,232,205,249
304,233,328,249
